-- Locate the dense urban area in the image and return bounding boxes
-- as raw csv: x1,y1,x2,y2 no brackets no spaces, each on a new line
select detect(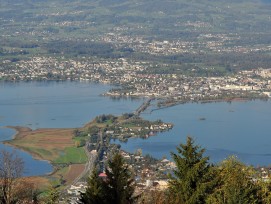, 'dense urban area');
1,0,271,203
